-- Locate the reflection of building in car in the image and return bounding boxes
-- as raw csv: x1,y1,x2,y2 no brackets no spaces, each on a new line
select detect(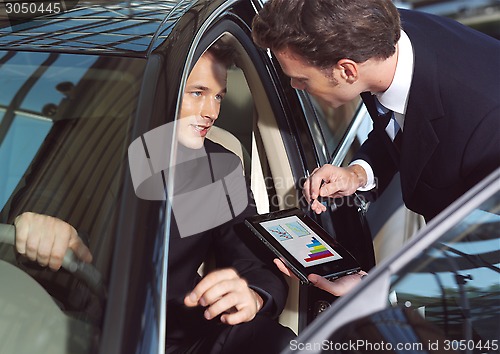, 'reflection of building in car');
283,168,500,354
